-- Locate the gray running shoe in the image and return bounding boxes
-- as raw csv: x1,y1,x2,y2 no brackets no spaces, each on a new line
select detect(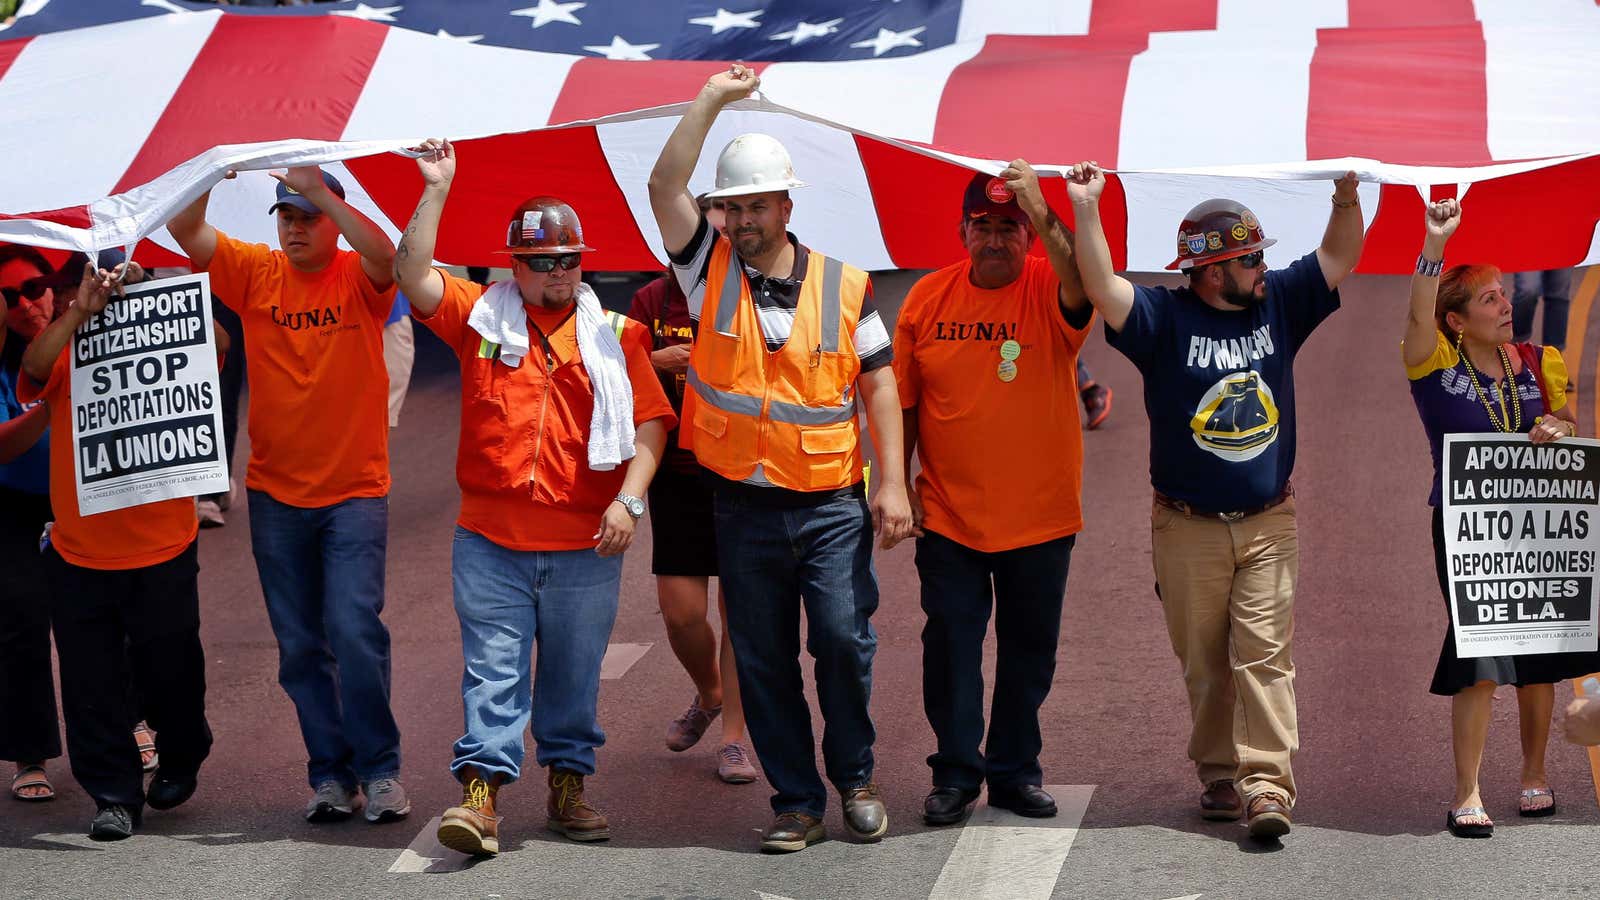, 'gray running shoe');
89,805,137,841
305,781,356,823
362,777,412,824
